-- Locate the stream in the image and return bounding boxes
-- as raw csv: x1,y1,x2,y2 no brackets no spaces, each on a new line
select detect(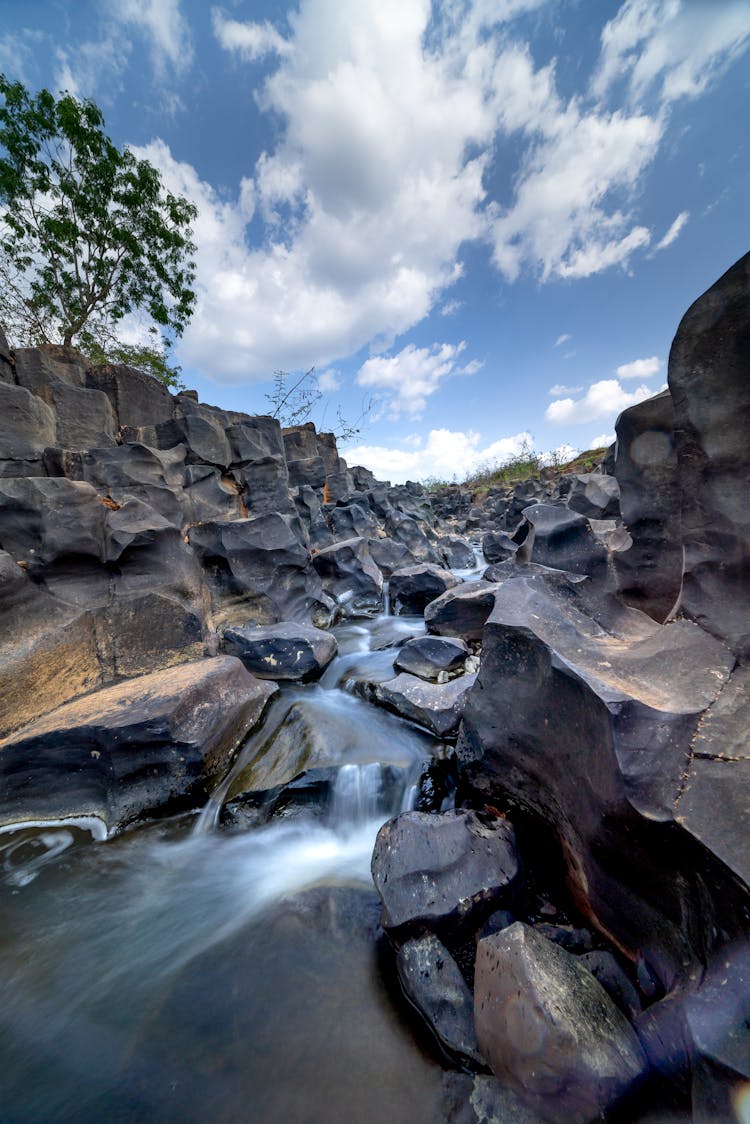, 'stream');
0,585,484,1123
